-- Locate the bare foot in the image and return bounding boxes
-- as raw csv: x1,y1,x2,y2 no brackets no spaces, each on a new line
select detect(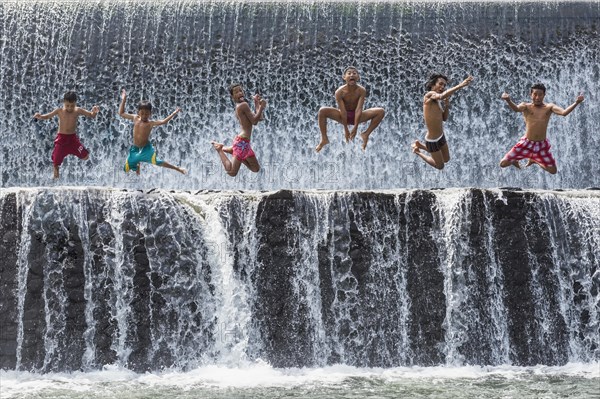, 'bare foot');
211,141,224,152
345,131,351,143
411,141,421,153
349,131,357,141
360,131,370,151
176,167,187,175
316,138,329,152
53,166,59,179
